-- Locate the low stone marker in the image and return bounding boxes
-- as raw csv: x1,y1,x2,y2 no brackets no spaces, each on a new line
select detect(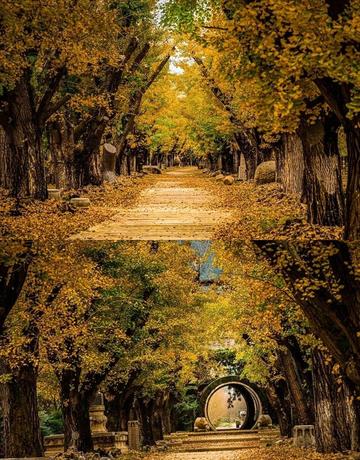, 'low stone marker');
254,160,276,185
142,165,161,174
48,188,61,200
257,414,273,428
70,197,91,208
194,417,210,432
215,173,224,181
223,175,235,185
293,424,315,448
